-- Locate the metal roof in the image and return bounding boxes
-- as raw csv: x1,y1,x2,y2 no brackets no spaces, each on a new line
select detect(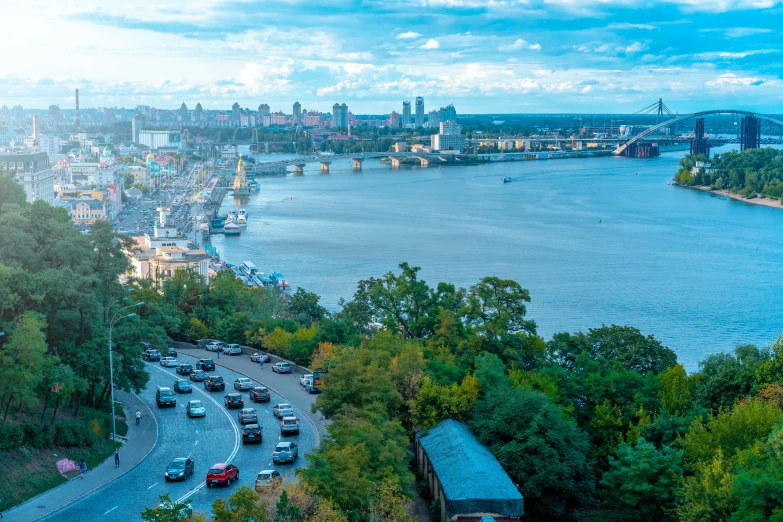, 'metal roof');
417,419,523,518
